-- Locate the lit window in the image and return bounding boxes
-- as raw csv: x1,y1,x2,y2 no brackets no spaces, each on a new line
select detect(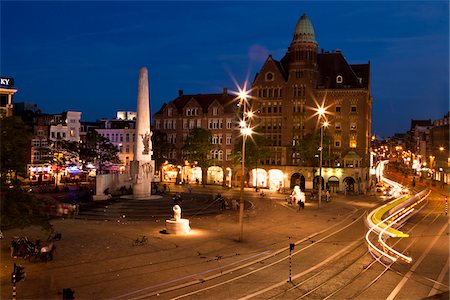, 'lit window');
335,123,341,130
350,123,357,130
350,136,357,148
